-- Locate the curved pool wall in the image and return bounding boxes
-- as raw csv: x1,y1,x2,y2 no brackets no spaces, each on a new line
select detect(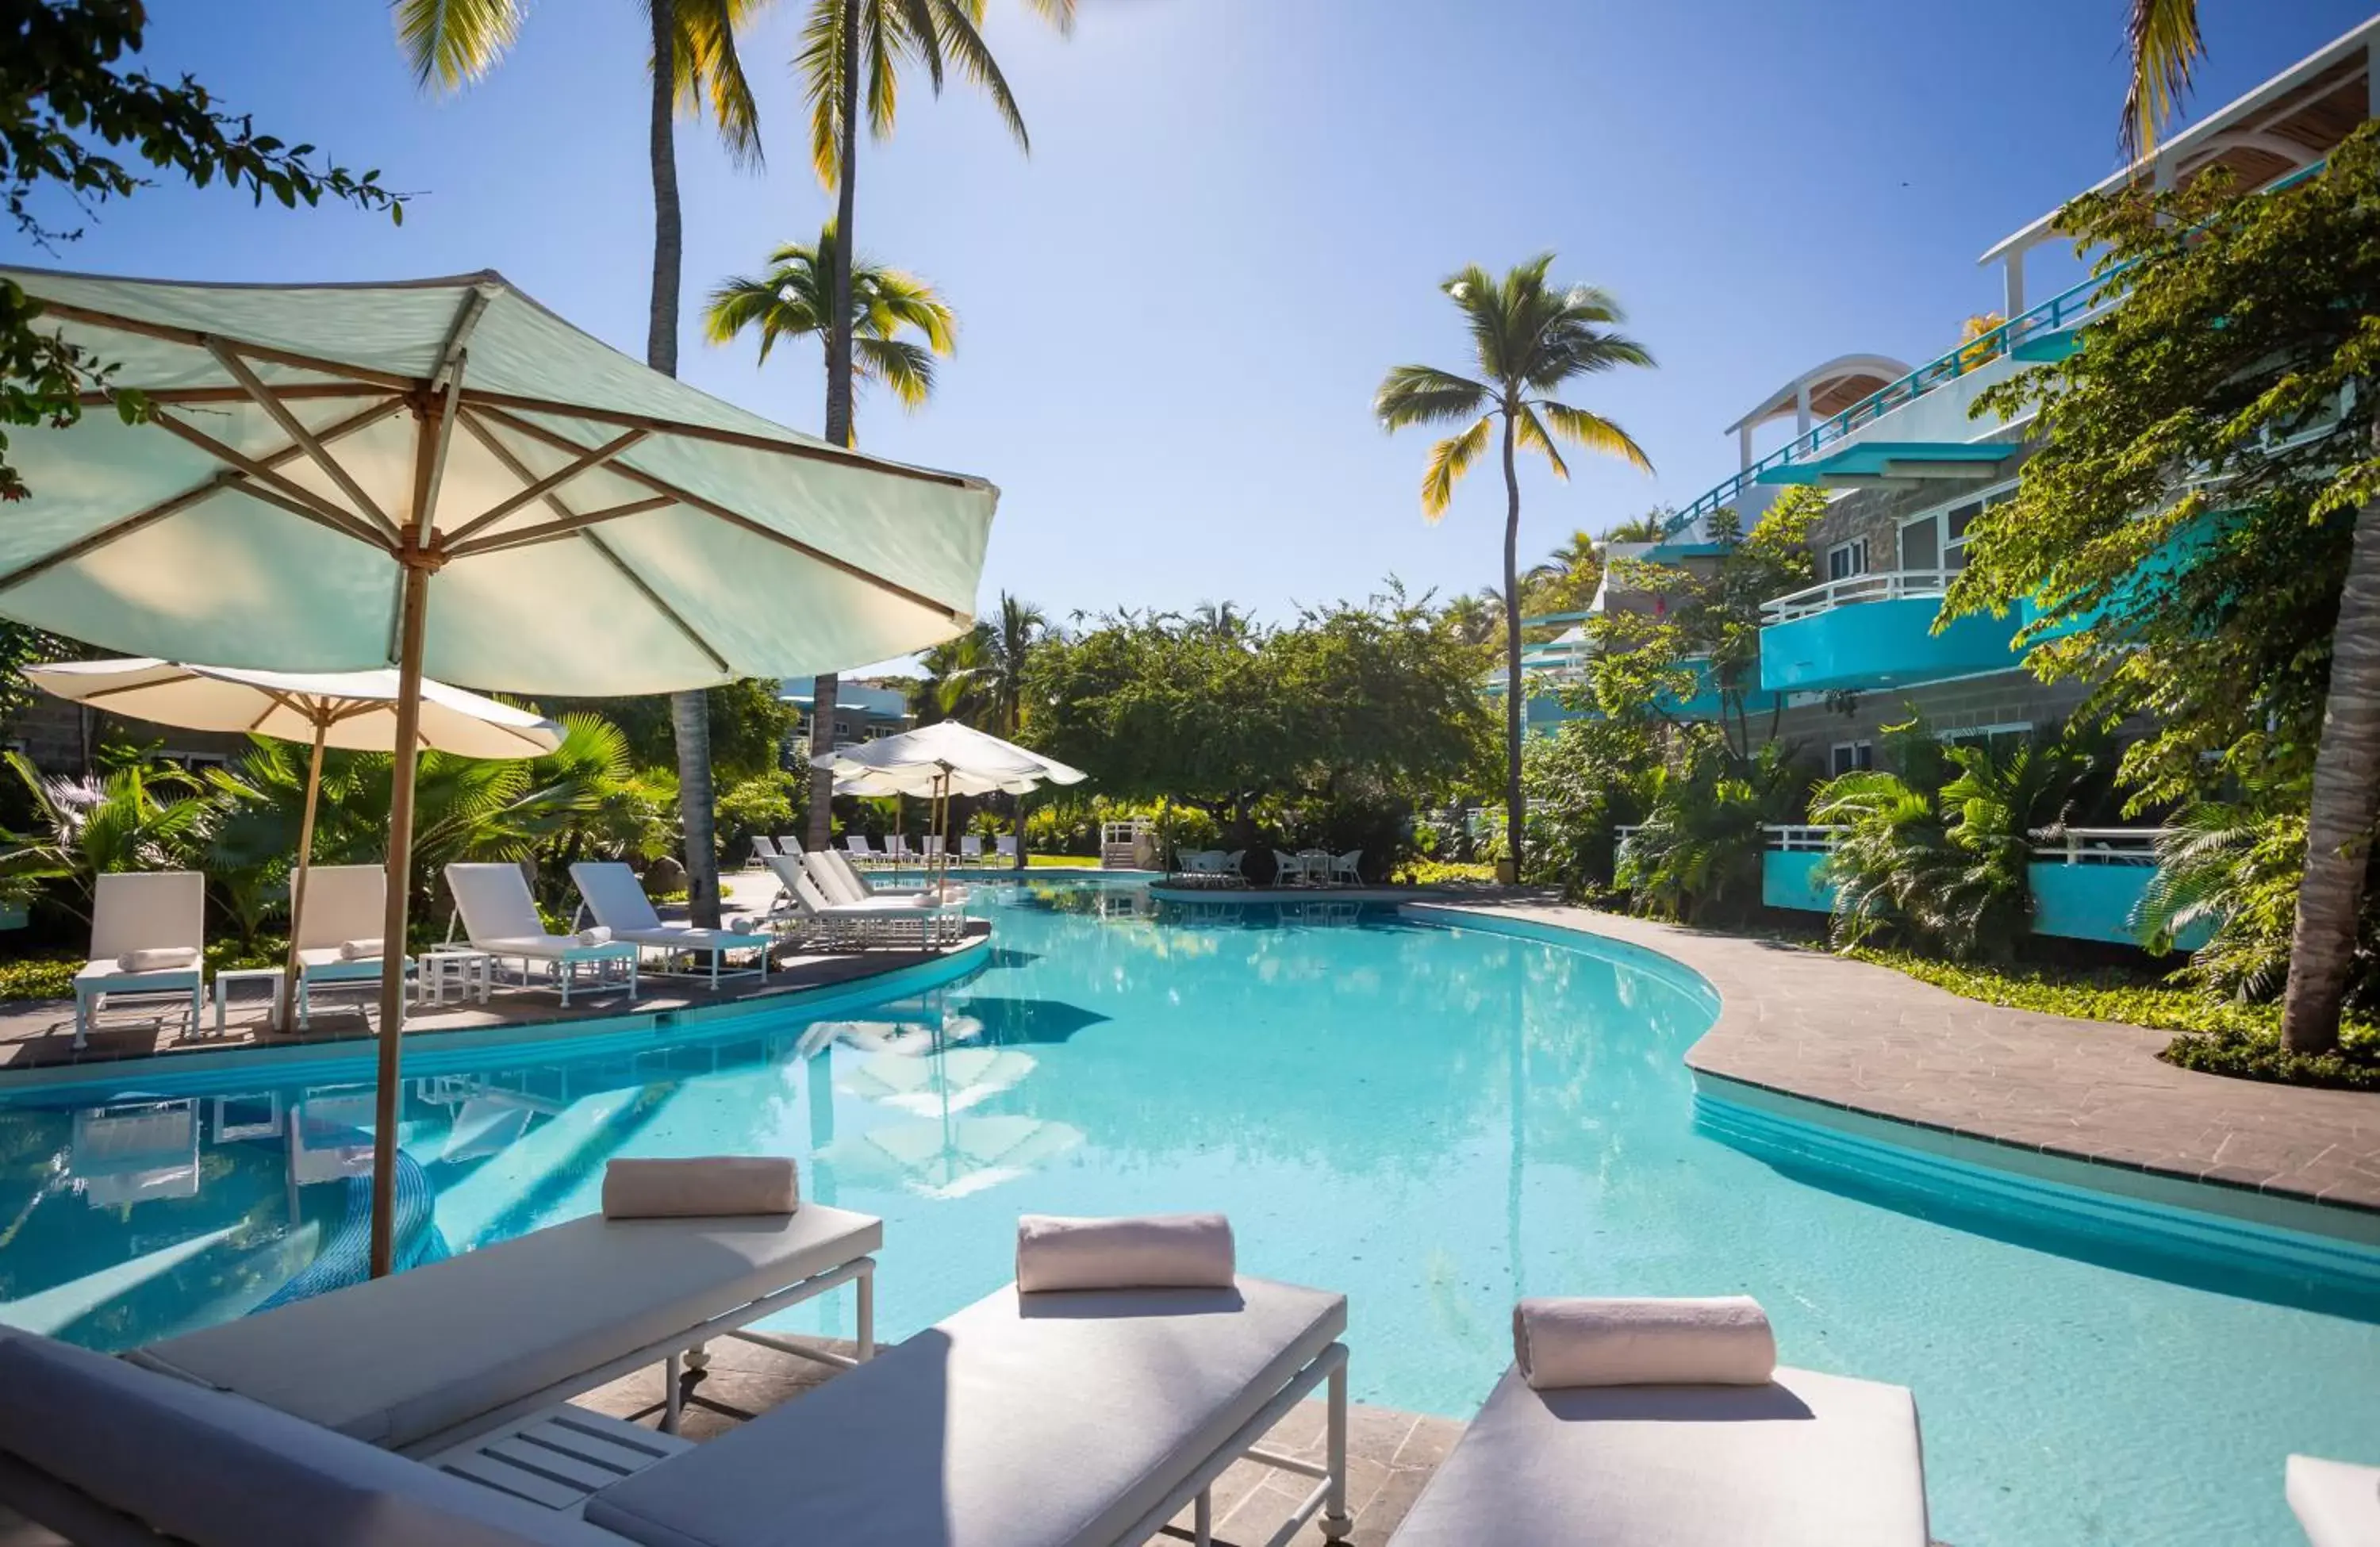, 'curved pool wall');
0,881,2374,1546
